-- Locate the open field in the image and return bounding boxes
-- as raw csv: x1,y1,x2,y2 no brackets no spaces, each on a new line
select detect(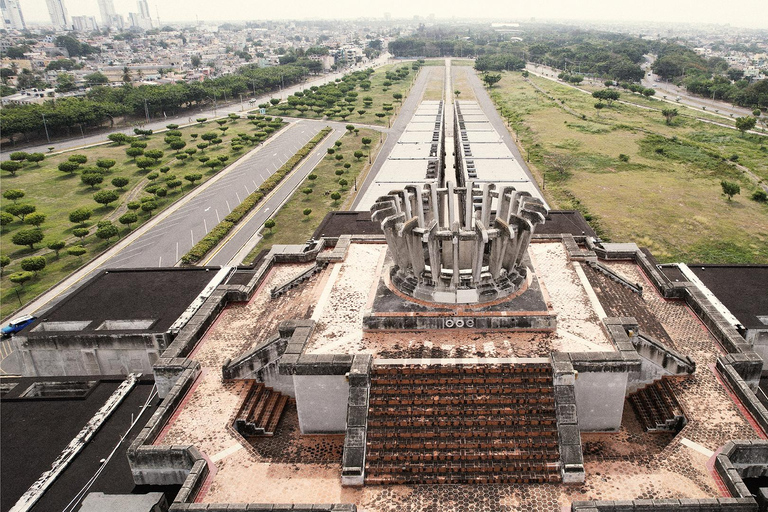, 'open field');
489,71,768,264
0,116,284,317
451,67,478,102
245,128,383,262
422,66,445,101
265,64,418,127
